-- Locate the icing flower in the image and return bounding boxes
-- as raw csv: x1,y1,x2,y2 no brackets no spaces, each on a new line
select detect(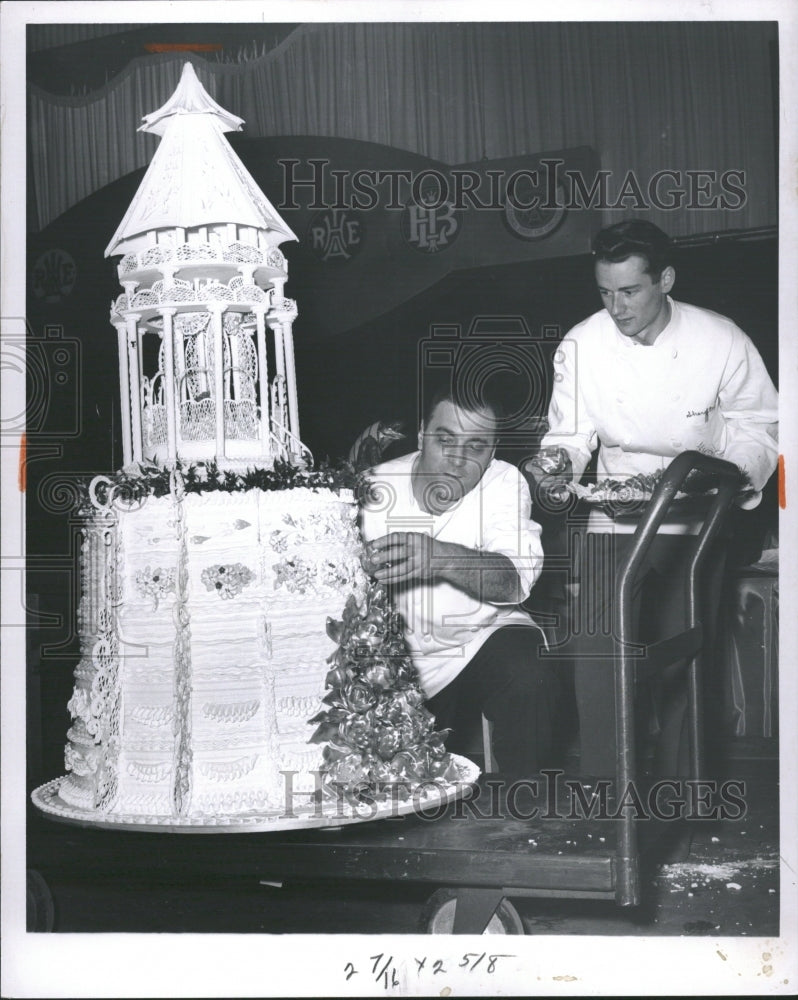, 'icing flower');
339,715,374,750
201,563,255,600
360,661,394,691
134,565,176,610
342,681,378,713
376,726,403,760
272,556,313,594
269,529,288,553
